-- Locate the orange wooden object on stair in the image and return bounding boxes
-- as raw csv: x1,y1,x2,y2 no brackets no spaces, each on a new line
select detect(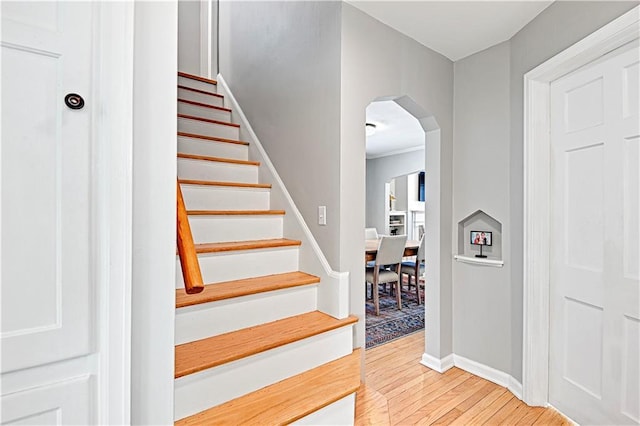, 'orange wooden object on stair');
176,180,204,294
